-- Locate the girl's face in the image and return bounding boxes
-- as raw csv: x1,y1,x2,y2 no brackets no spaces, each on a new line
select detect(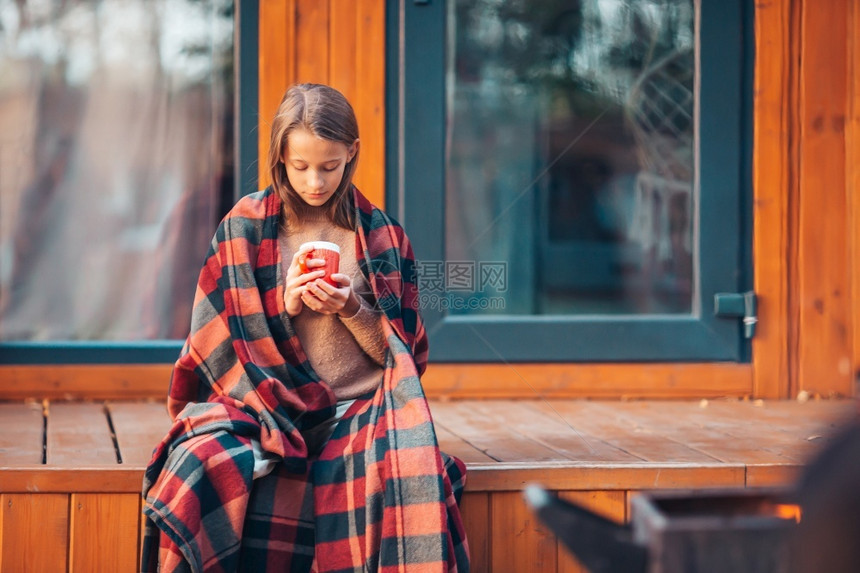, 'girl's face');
283,127,358,207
